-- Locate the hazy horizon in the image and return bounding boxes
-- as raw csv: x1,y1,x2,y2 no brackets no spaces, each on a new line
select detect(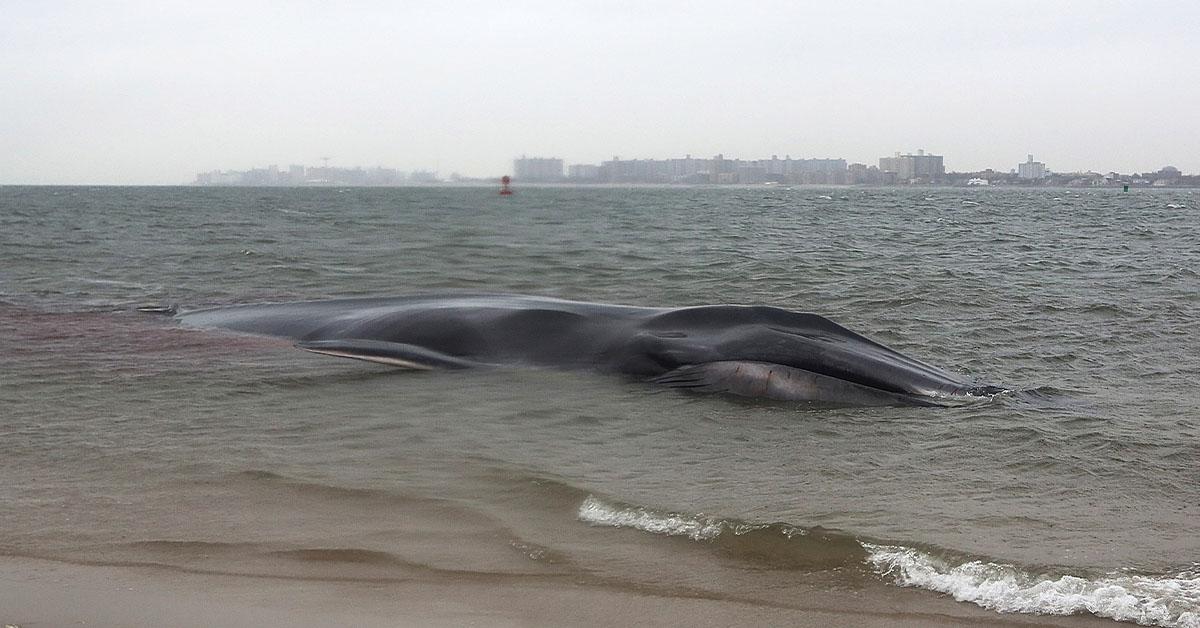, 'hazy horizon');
4,1,1198,185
